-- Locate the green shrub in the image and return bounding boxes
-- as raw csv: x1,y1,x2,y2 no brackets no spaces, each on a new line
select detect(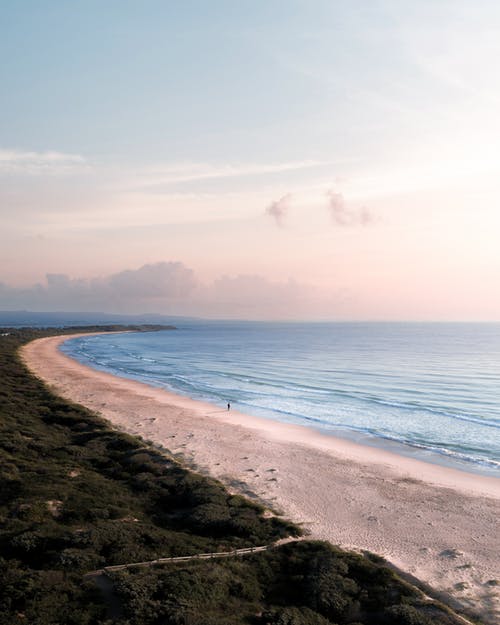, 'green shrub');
0,329,467,625
261,606,333,625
